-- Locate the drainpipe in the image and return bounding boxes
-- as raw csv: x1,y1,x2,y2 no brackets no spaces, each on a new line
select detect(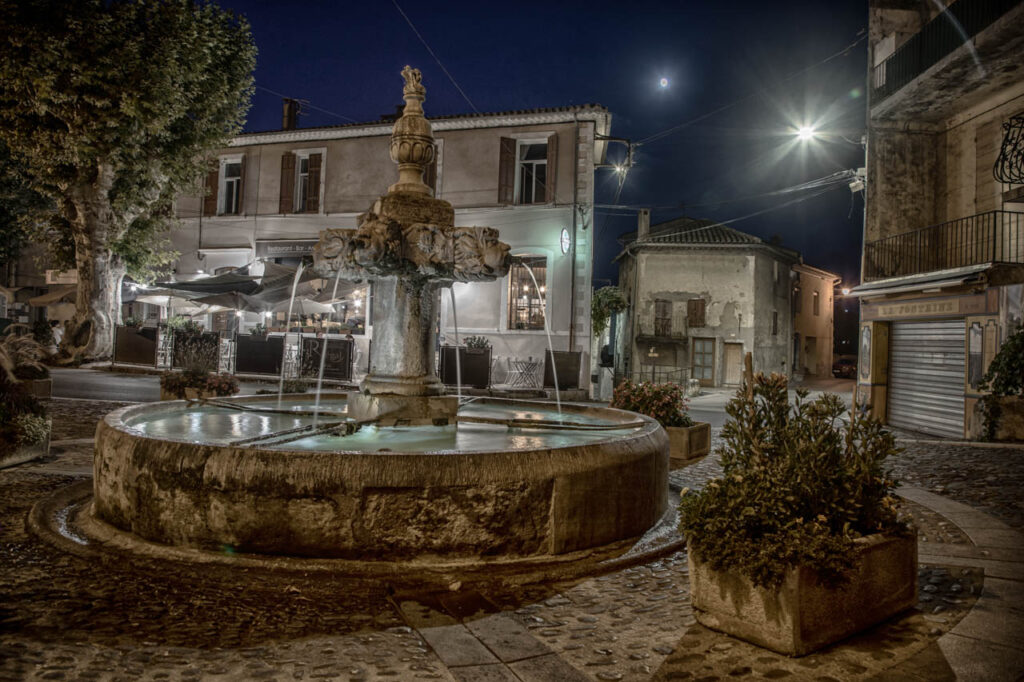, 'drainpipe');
569,115,579,352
